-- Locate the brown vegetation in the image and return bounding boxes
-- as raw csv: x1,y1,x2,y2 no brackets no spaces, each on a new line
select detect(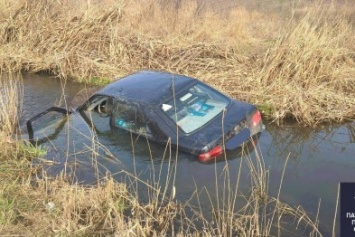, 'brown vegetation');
0,0,354,125
0,73,22,136
0,137,324,236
